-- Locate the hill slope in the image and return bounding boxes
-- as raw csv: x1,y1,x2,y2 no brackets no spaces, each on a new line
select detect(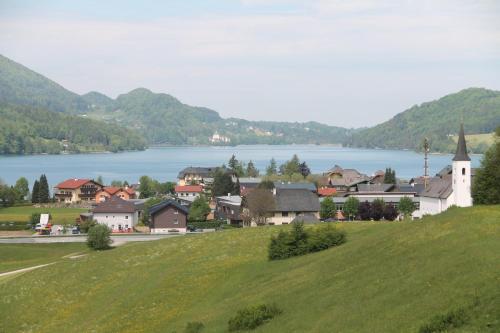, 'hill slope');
0,206,498,332
0,55,88,114
0,103,147,154
347,88,500,153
